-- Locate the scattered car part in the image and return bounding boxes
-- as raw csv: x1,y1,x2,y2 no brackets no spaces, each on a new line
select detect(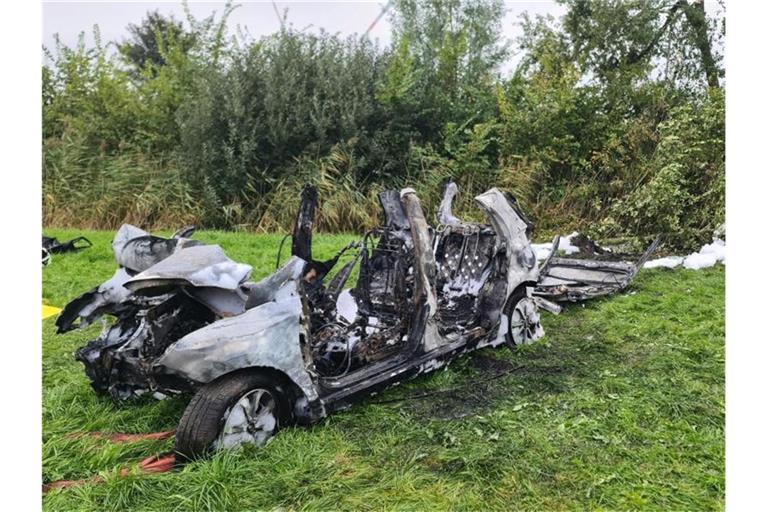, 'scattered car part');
42,304,62,320
535,235,660,302
43,235,92,255
42,234,91,266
